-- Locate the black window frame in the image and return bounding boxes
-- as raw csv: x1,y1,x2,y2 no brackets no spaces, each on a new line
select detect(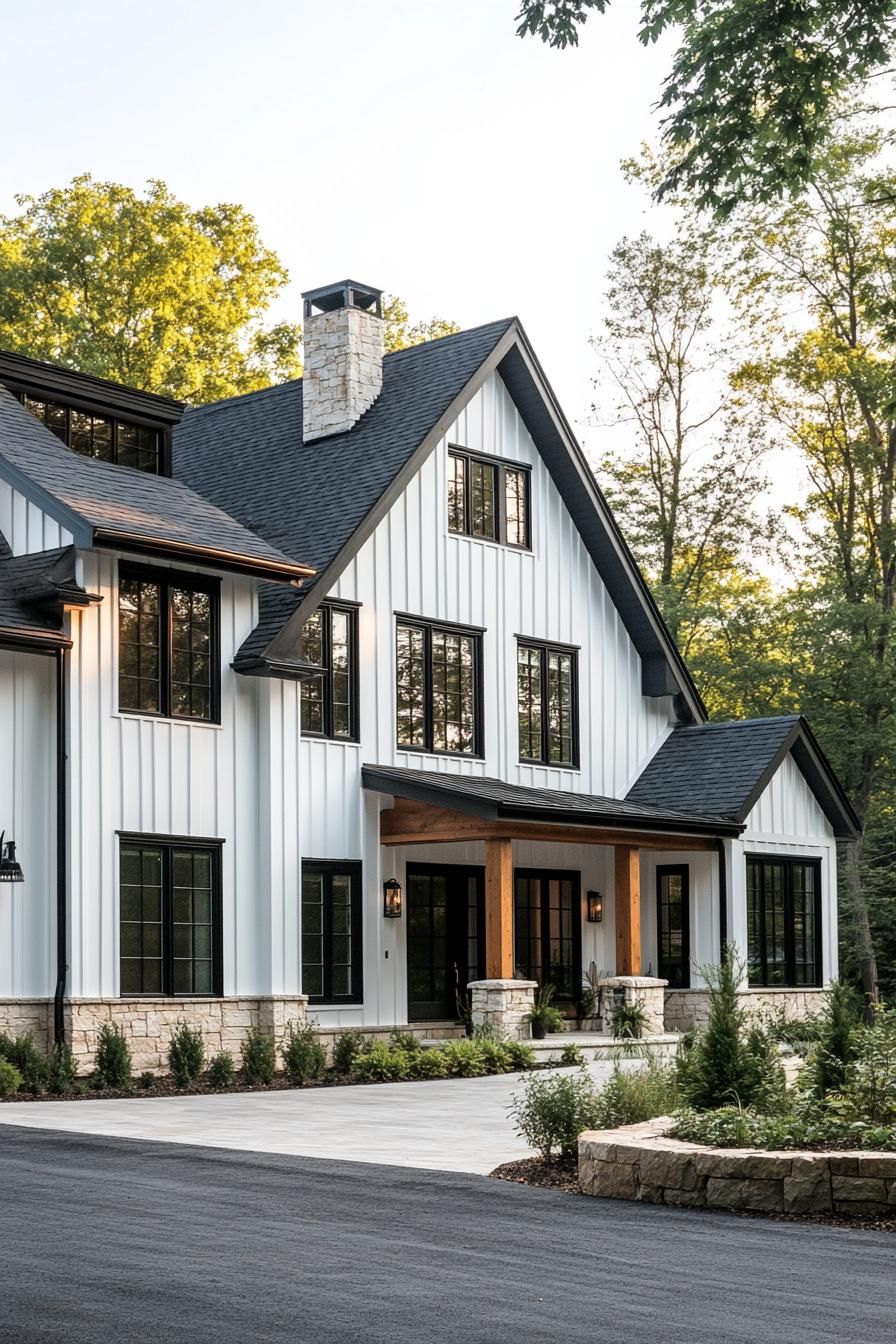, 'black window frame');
118,561,221,724
15,390,165,473
513,868,582,1002
301,860,364,1006
394,614,484,758
118,833,223,998
746,854,823,989
516,638,579,769
447,446,531,550
300,602,360,742
656,864,690,990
